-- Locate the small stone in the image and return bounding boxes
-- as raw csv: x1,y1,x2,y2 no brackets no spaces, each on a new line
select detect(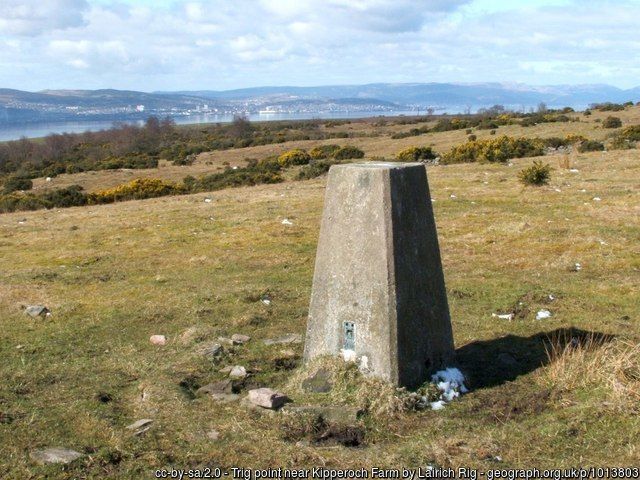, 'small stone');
231,334,251,344
302,368,333,393
25,305,50,318
263,333,303,345
281,218,293,225
30,447,83,465
126,418,153,435
196,380,239,396
204,198,212,203
207,430,220,441
217,336,235,346
199,343,223,359
229,366,247,379
219,366,233,373
149,335,166,345
247,388,289,410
